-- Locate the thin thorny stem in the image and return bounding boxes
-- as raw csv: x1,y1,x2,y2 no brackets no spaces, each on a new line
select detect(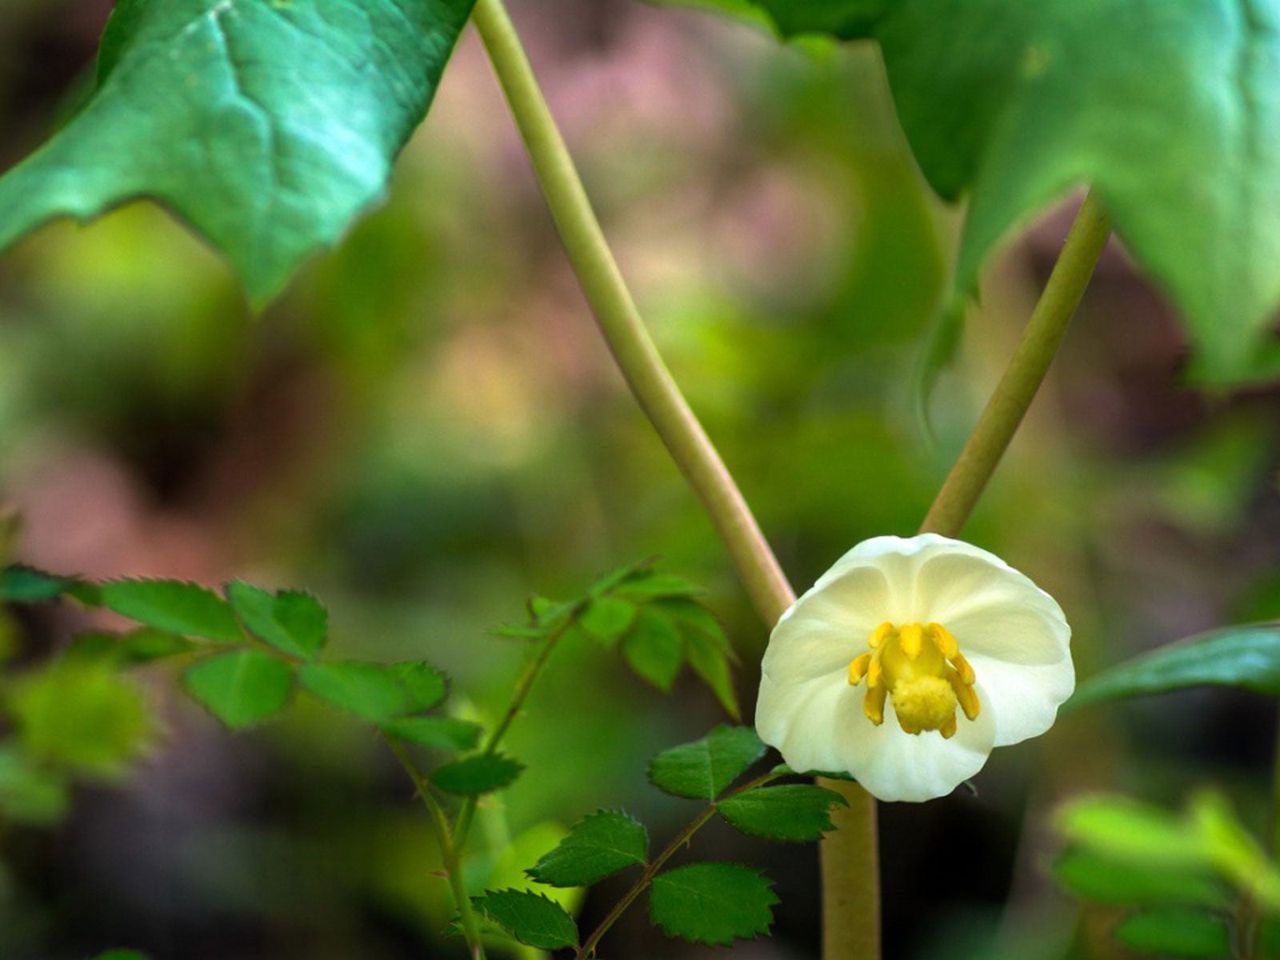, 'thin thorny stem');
385,735,488,960
575,769,783,959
